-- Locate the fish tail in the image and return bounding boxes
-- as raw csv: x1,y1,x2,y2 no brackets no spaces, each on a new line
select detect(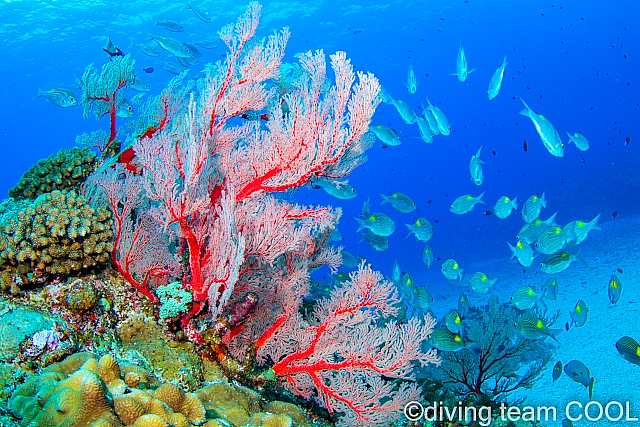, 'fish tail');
566,131,574,143
503,54,508,65
379,193,389,205
354,218,366,233
519,98,532,117
549,328,562,344
591,213,603,231
477,192,486,204
34,87,43,100
512,196,519,209
404,225,413,239
589,378,594,399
